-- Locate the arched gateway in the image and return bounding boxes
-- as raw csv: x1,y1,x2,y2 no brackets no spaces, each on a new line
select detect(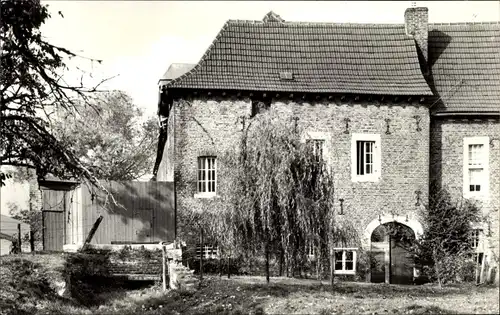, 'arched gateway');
365,215,423,284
